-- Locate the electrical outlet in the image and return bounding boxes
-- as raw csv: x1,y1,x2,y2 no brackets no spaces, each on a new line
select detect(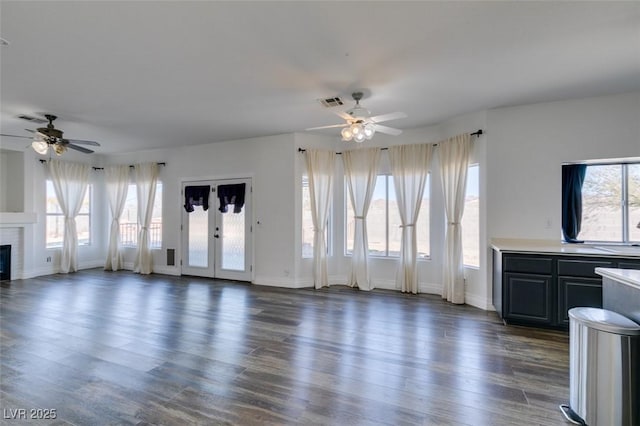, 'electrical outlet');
46,256,51,263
